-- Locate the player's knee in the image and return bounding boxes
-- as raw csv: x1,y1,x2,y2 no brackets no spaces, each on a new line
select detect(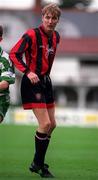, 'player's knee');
50,121,56,131
50,121,56,130
43,121,51,132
